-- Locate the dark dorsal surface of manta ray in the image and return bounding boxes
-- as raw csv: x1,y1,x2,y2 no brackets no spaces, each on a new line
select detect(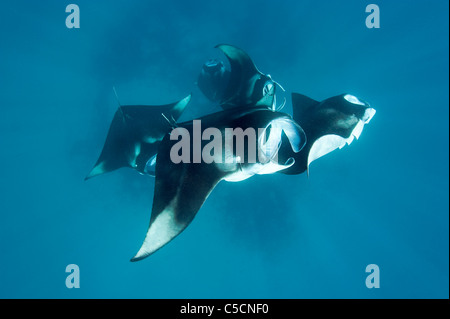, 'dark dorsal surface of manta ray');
199,44,284,111
130,107,306,261
85,94,191,180
278,93,376,175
